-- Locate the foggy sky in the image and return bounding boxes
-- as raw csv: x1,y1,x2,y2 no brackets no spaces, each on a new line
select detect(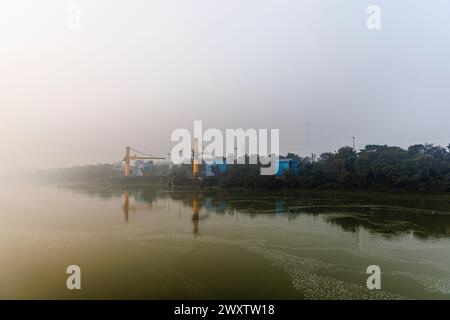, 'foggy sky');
1,0,450,172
